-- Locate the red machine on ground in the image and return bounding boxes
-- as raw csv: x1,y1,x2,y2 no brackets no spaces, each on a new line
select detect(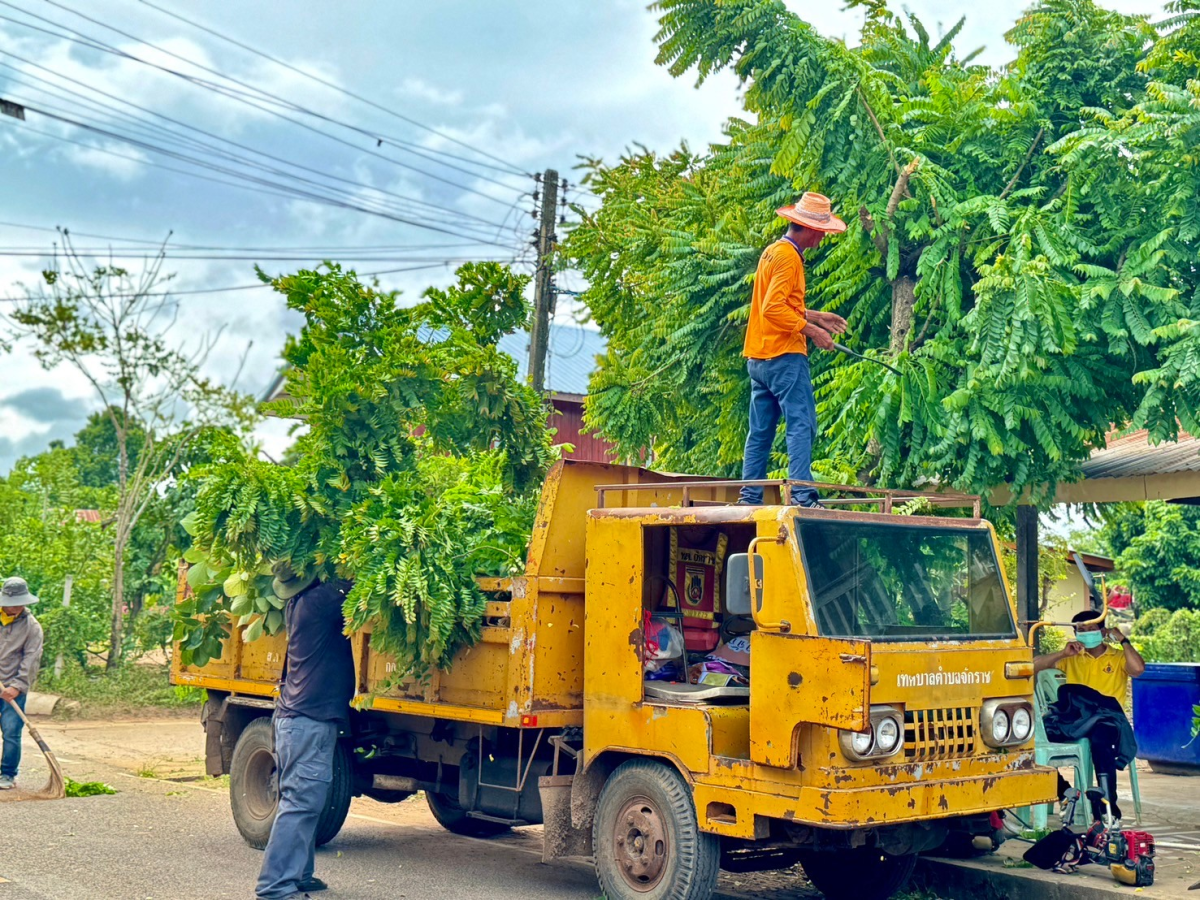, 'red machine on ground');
1024,788,1155,886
